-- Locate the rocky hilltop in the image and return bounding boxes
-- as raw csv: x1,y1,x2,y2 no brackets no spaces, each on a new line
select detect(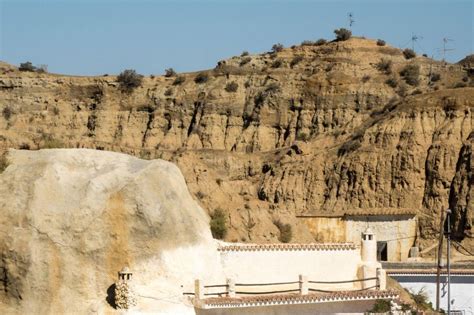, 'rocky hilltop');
0,149,224,314
0,37,472,246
